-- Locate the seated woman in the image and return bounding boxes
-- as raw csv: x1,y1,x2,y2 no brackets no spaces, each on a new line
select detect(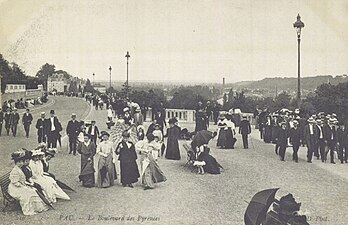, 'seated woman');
135,134,166,190
194,145,223,175
29,150,70,203
8,150,50,215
